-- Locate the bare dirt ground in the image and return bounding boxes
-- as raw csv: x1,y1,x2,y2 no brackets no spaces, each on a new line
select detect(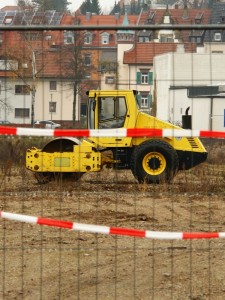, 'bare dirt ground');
0,142,225,300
